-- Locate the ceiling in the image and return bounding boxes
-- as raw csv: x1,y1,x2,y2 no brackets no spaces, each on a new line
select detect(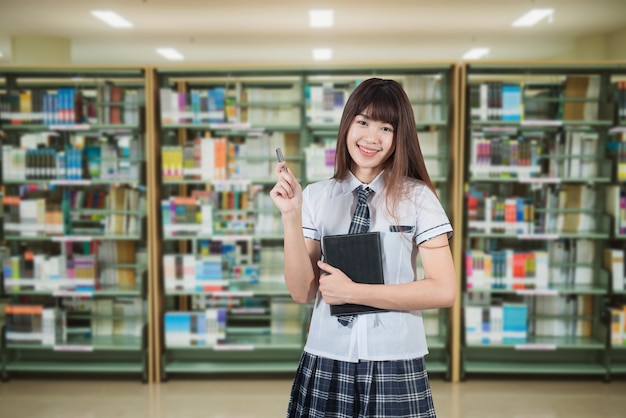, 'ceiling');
0,0,625,67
